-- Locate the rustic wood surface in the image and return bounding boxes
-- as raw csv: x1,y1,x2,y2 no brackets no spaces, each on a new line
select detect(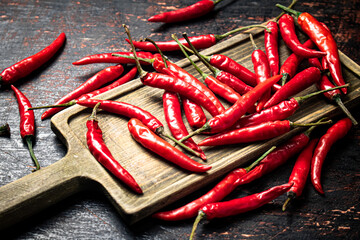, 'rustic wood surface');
0,0,359,239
